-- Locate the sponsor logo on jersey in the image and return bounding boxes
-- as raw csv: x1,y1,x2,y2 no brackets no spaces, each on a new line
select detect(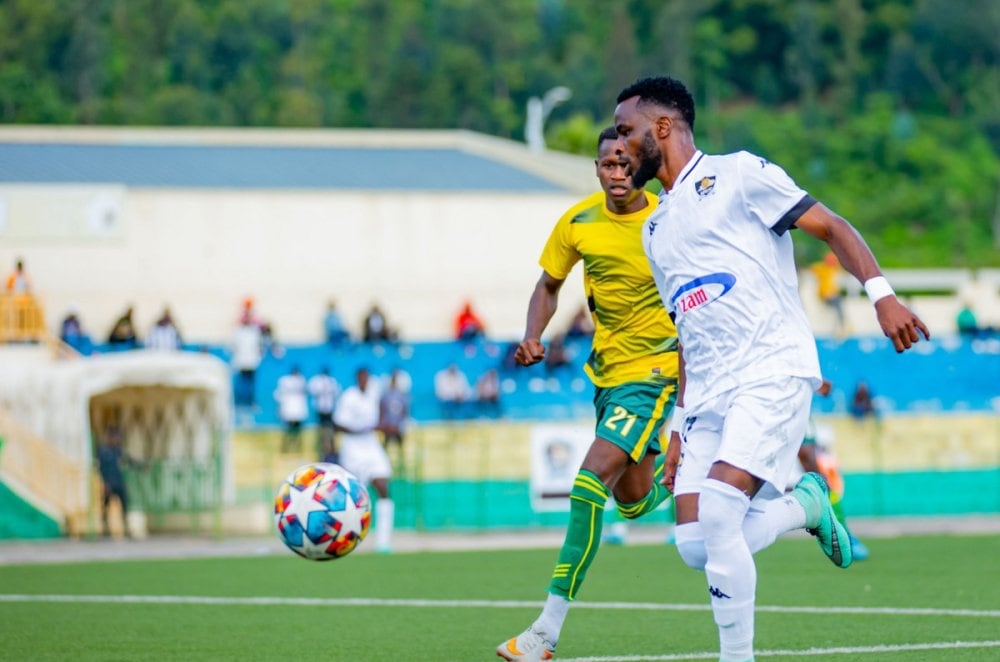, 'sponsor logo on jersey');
670,273,736,315
695,176,716,198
